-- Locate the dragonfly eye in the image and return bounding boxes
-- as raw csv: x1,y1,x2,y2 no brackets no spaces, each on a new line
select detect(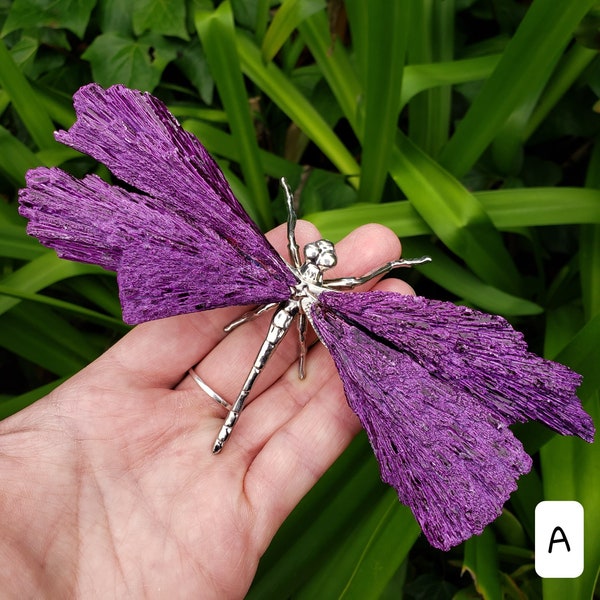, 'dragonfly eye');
303,240,337,270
